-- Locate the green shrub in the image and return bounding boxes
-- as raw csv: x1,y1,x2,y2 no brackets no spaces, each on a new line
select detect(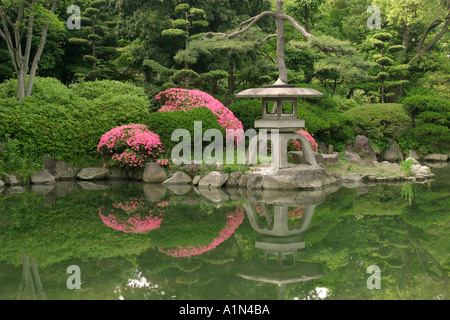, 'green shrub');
299,100,354,151
146,107,225,155
345,103,412,149
228,99,262,132
402,95,449,119
400,95,450,153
